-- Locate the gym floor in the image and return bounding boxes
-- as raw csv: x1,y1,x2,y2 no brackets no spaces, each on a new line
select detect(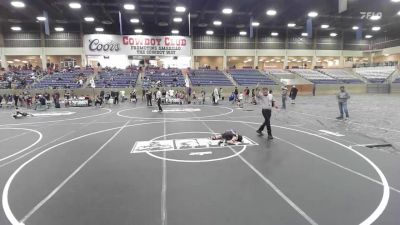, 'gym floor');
0,94,399,225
